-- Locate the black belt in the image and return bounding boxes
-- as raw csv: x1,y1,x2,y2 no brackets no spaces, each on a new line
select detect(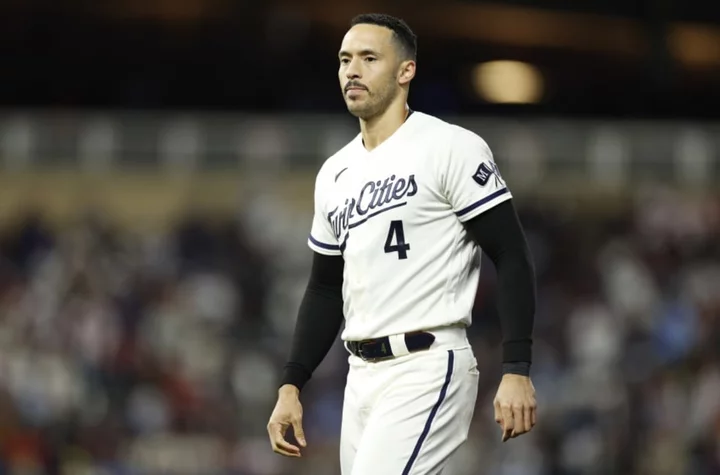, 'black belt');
346,331,436,361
